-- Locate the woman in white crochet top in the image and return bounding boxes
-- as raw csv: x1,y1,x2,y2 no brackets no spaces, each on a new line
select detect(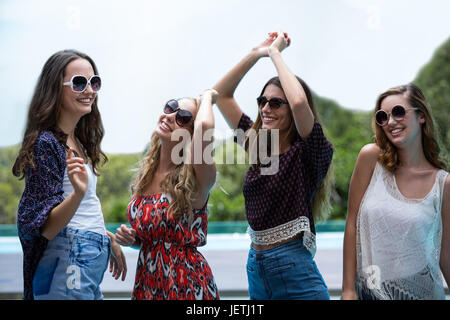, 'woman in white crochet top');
341,84,450,300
